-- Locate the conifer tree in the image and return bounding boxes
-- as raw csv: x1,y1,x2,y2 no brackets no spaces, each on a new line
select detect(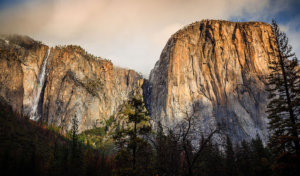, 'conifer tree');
151,121,181,176
71,115,79,151
250,136,272,176
225,136,236,176
113,96,152,176
69,115,83,176
235,140,252,176
266,20,300,174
